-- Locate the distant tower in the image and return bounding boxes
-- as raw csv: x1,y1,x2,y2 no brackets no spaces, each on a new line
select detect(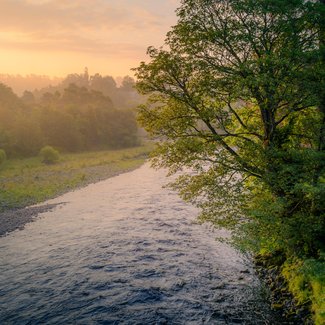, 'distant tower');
84,67,89,85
